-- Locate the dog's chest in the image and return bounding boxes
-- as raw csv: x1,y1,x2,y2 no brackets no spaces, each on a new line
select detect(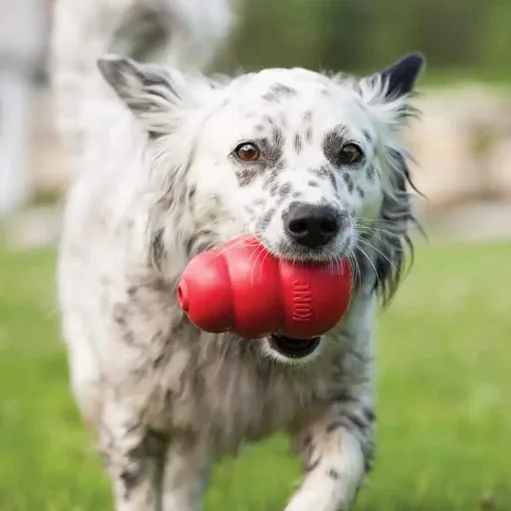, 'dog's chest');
153,334,334,453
